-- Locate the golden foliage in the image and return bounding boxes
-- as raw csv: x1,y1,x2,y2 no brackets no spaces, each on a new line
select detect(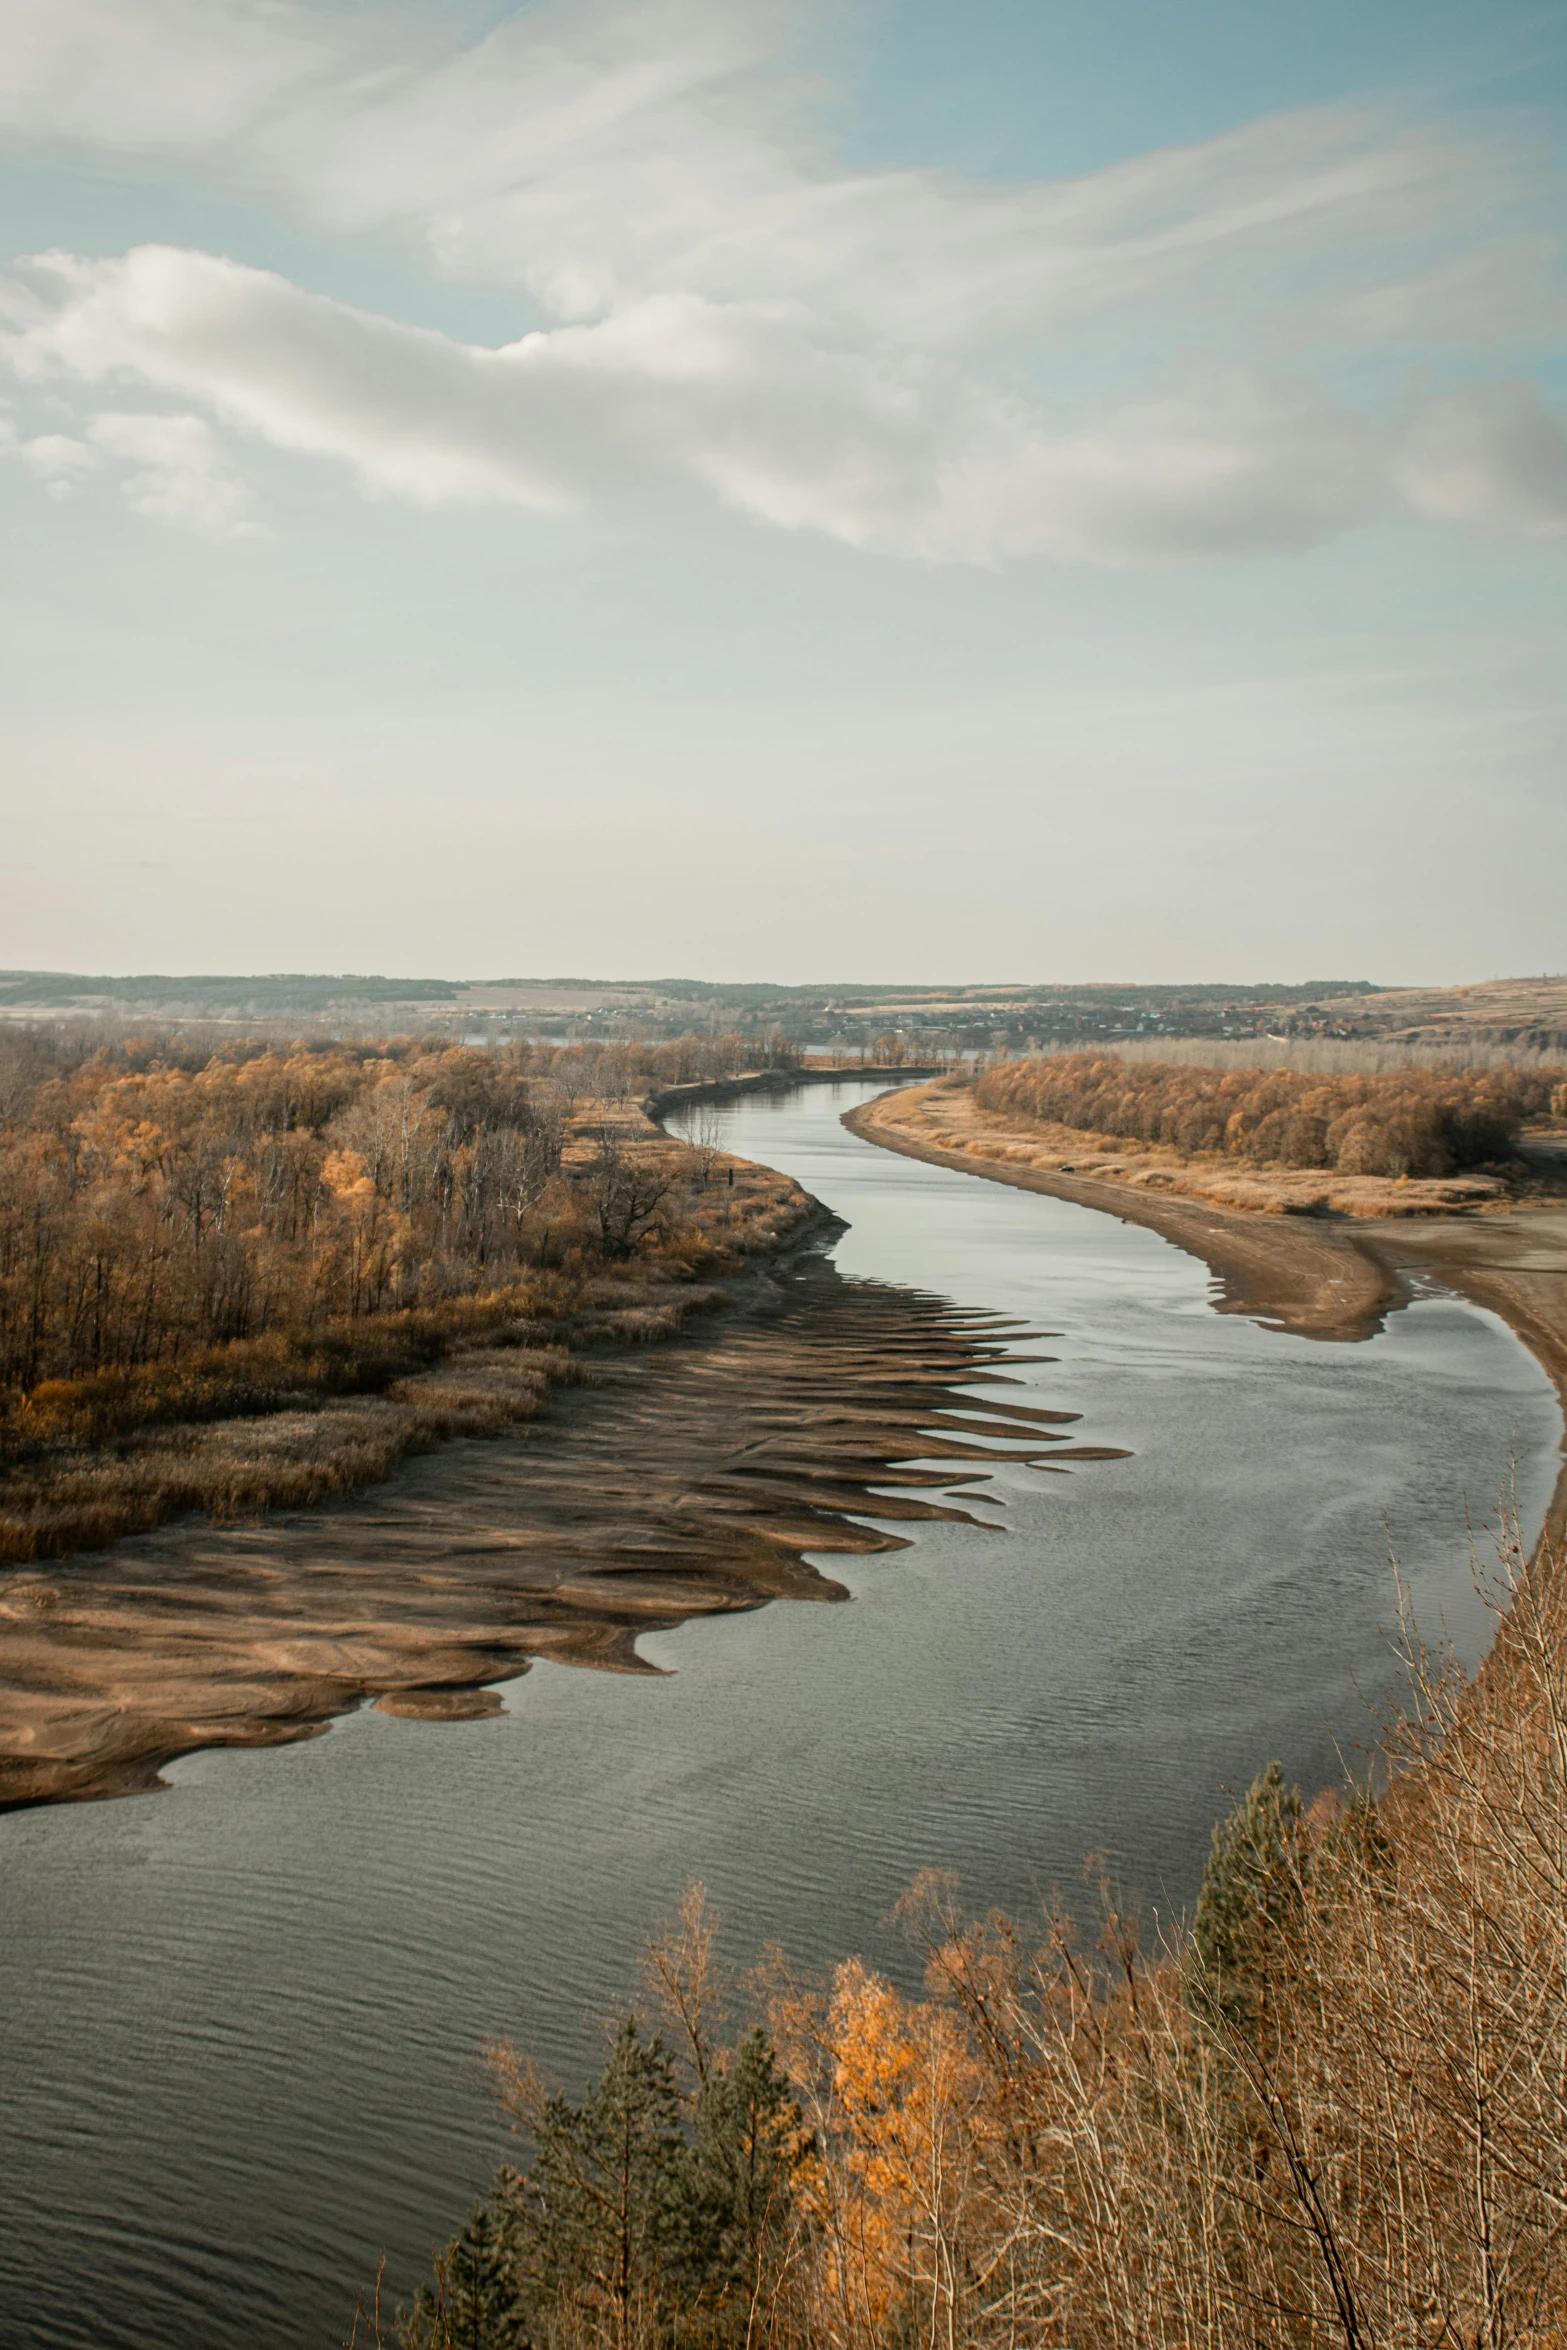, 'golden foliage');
976,1053,1566,1179
742,1531,1567,2349
0,1028,802,1556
